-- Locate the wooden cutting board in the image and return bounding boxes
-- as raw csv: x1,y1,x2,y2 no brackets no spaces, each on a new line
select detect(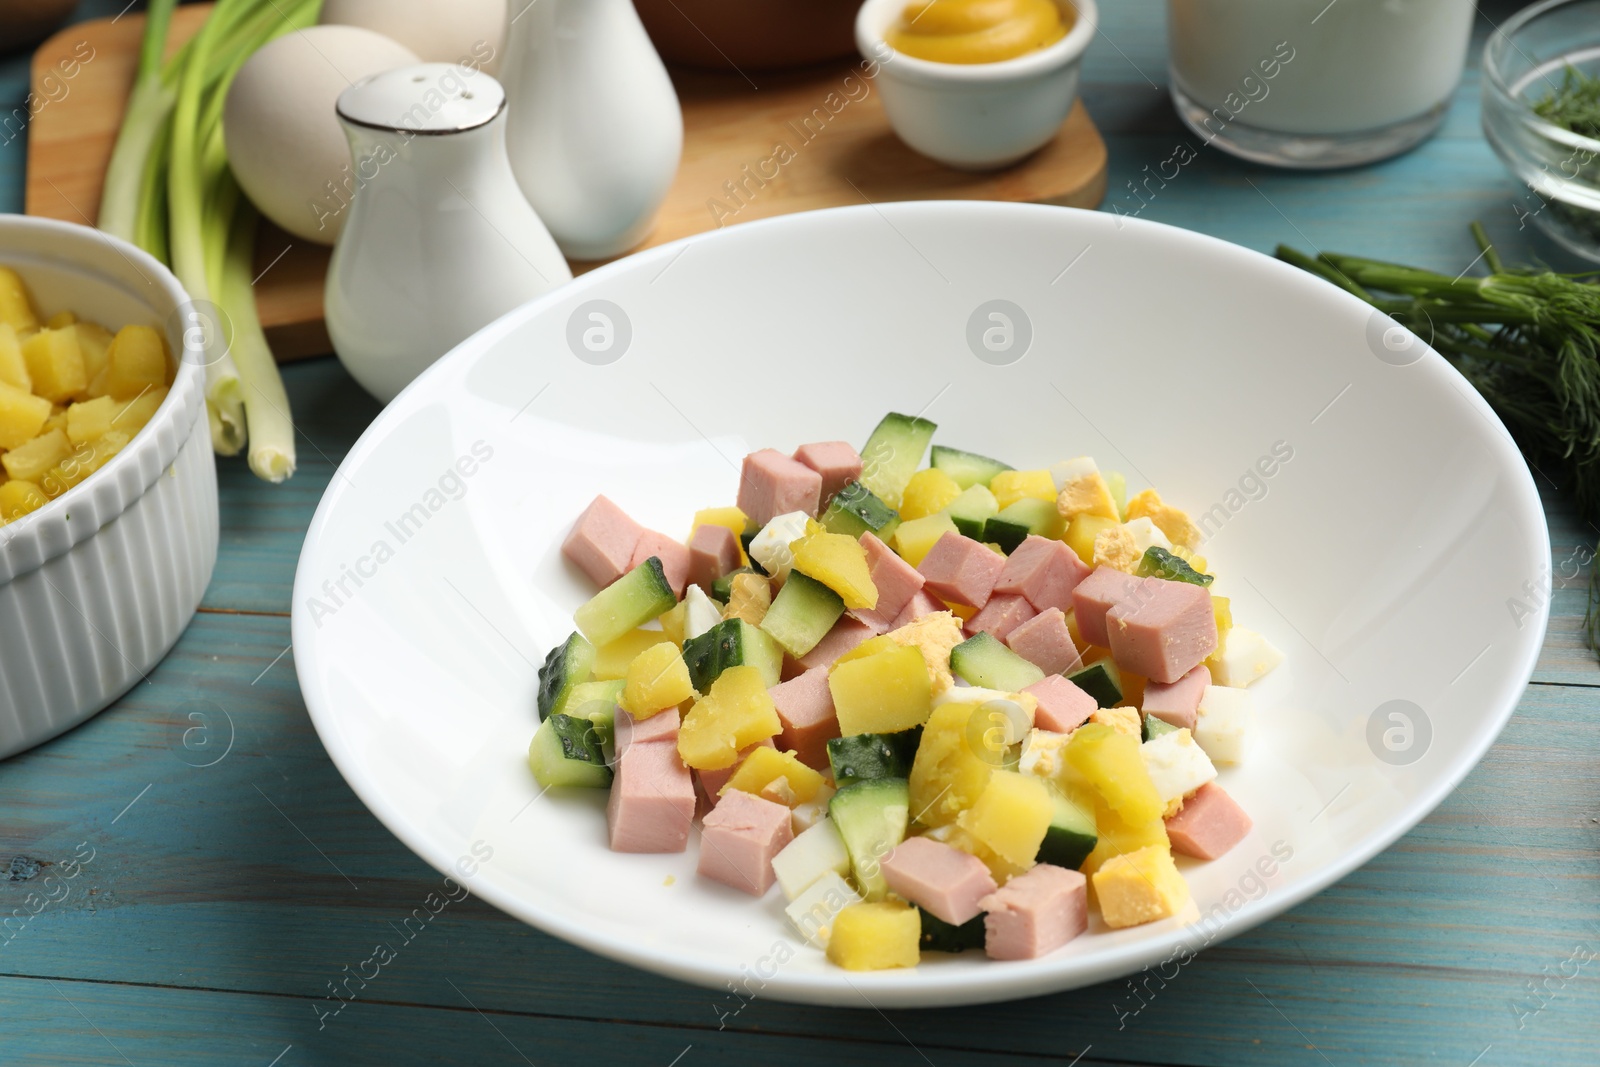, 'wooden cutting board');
25,6,1107,362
